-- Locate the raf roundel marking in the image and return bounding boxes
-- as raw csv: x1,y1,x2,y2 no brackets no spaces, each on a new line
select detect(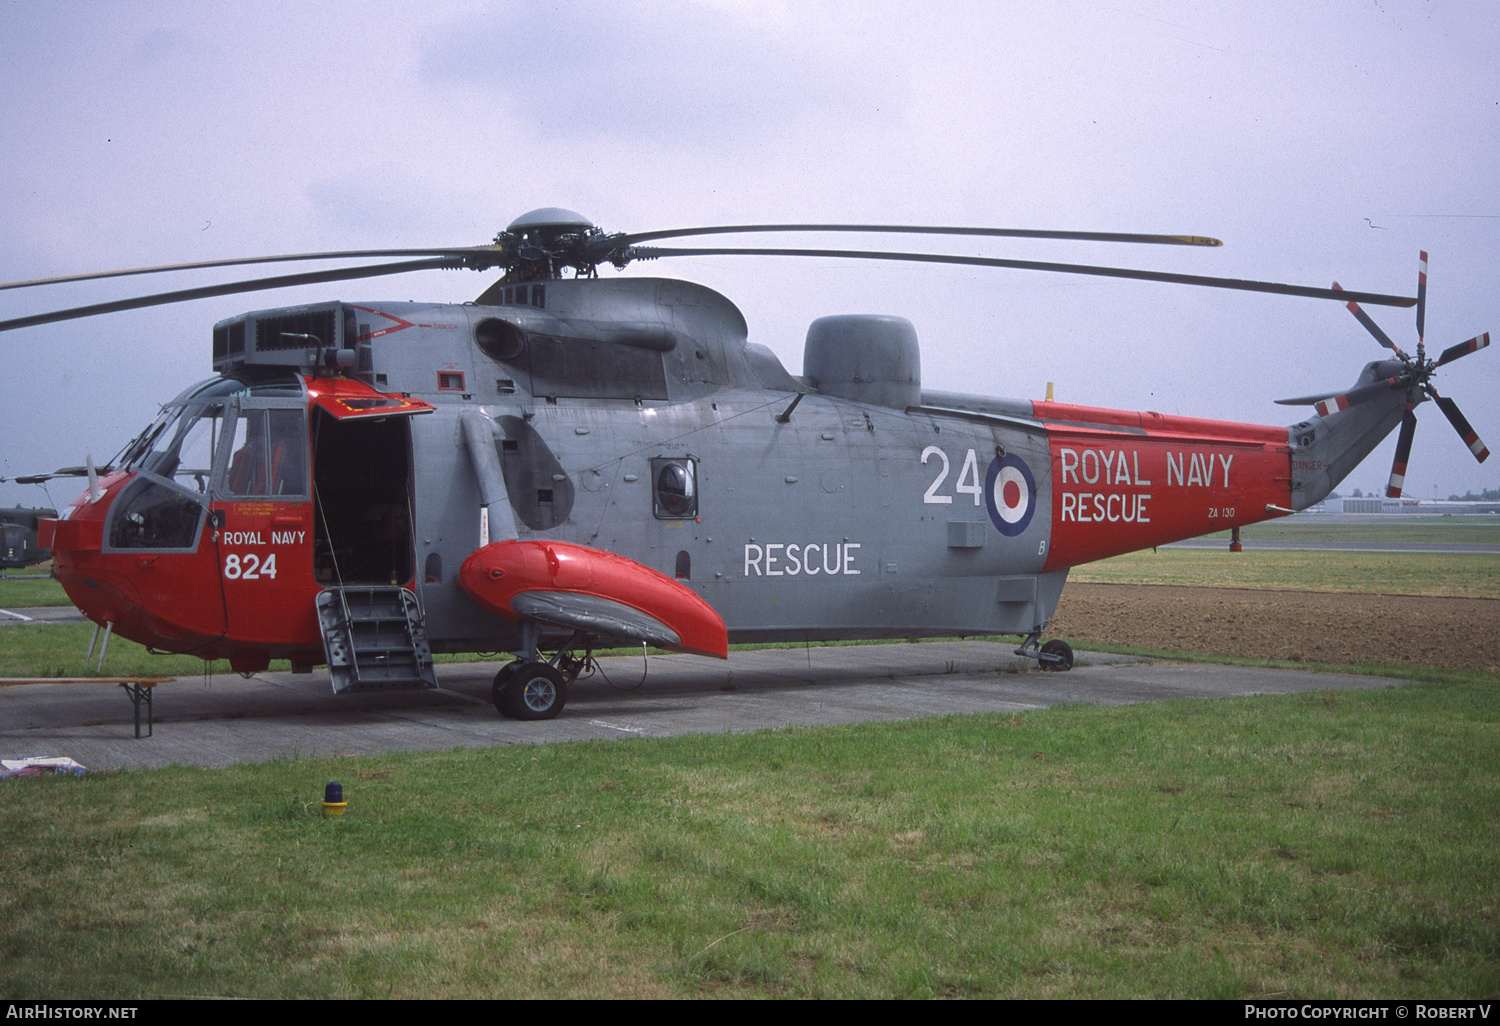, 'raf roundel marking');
985,454,1037,536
